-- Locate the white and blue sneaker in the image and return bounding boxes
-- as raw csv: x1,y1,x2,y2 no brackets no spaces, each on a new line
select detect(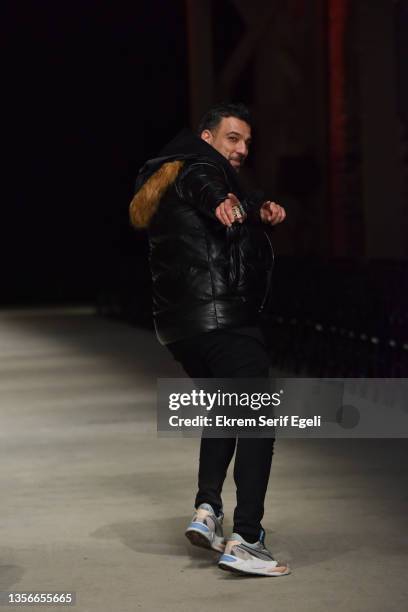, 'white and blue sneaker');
218,530,290,576
185,503,225,552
